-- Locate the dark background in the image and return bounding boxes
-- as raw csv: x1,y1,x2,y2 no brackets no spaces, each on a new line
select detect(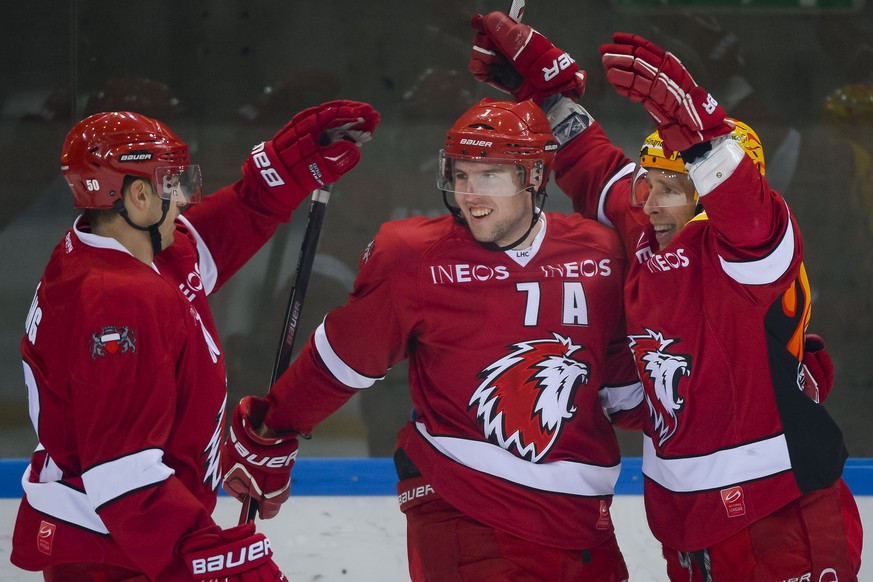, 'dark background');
1,0,870,459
